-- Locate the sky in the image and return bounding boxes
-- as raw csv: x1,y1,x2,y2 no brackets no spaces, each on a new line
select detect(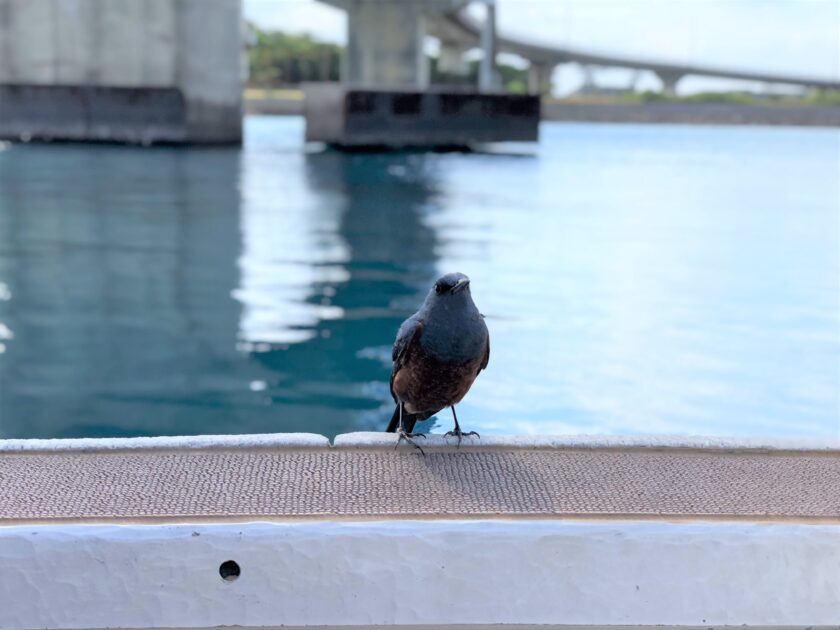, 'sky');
244,0,840,95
